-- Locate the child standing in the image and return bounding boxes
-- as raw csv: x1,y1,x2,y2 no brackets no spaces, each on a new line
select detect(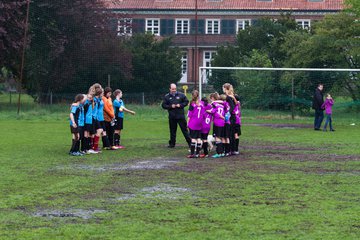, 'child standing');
208,92,226,158
69,94,86,156
232,95,242,155
187,90,204,158
200,97,212,158
103,87,117,150
221,94,231,156
113,89,136,149
322,94,335,132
